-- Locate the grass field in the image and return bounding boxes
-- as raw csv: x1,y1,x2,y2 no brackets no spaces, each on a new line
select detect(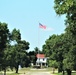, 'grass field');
7,73,19,75
0,68,32,75
0,67,52,75
0,68,76,75
54,72,76,75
